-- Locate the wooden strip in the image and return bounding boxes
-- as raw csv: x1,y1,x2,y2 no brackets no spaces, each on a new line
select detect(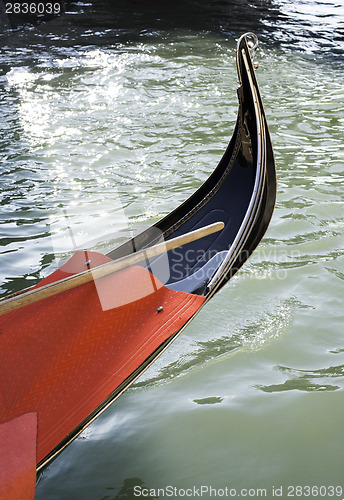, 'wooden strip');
0,221,224,316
